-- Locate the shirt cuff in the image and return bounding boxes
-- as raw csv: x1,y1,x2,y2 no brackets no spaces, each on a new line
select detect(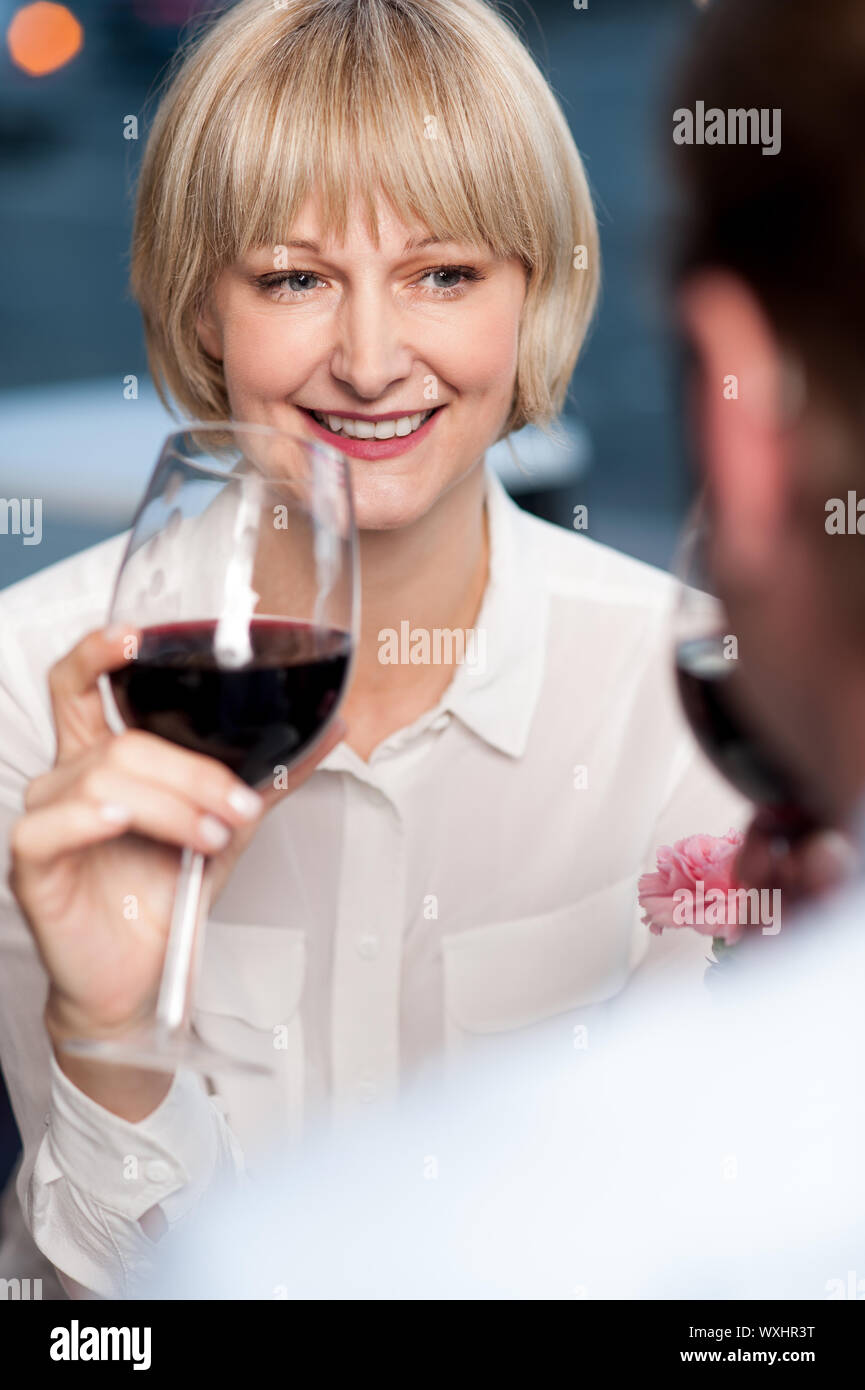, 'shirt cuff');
45,1052,222,1222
